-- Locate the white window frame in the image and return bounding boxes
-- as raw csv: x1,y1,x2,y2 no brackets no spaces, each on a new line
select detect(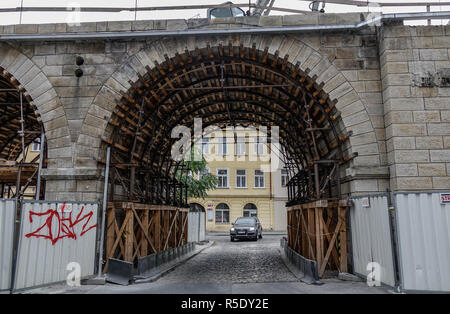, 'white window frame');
236,169,247,188
215,203,230,224
236,136,246,156
202,137,210,155
217,136,227,156
216,168,229,188
254,169,265,188
253,136,264,156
